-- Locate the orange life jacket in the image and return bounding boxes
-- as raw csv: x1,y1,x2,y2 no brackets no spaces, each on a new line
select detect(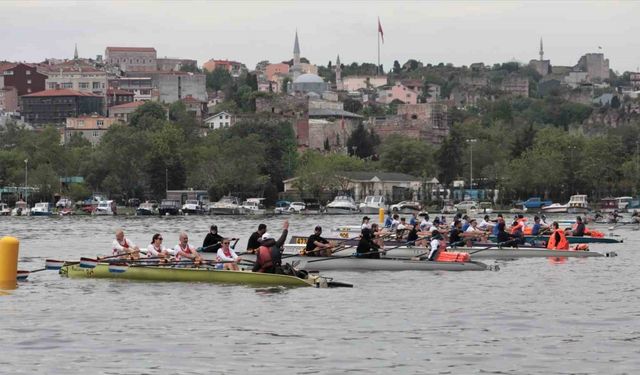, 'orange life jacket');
436,251,470,262
547,229,569,250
